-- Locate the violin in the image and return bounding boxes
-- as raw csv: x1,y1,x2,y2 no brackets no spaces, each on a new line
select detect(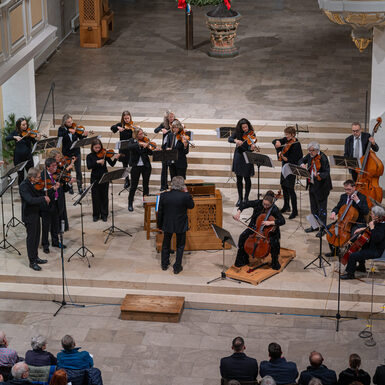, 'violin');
33,177,56,191
176,129,195,148
96,148,116,159
309,154,322,183
278,138,296,161
71,123,93,136
242,131,260,152
20,128,45,140
139,136,157,149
